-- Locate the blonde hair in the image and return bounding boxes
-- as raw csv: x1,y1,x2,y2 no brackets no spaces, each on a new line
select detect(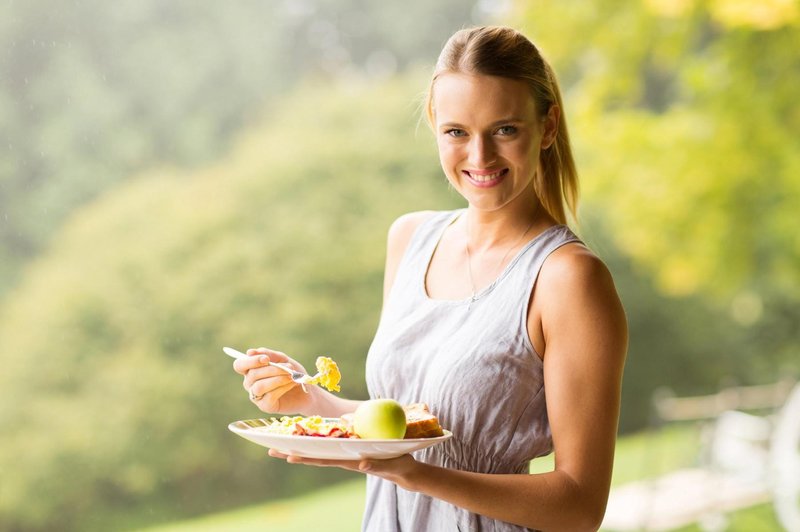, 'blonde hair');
425,26,578,224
